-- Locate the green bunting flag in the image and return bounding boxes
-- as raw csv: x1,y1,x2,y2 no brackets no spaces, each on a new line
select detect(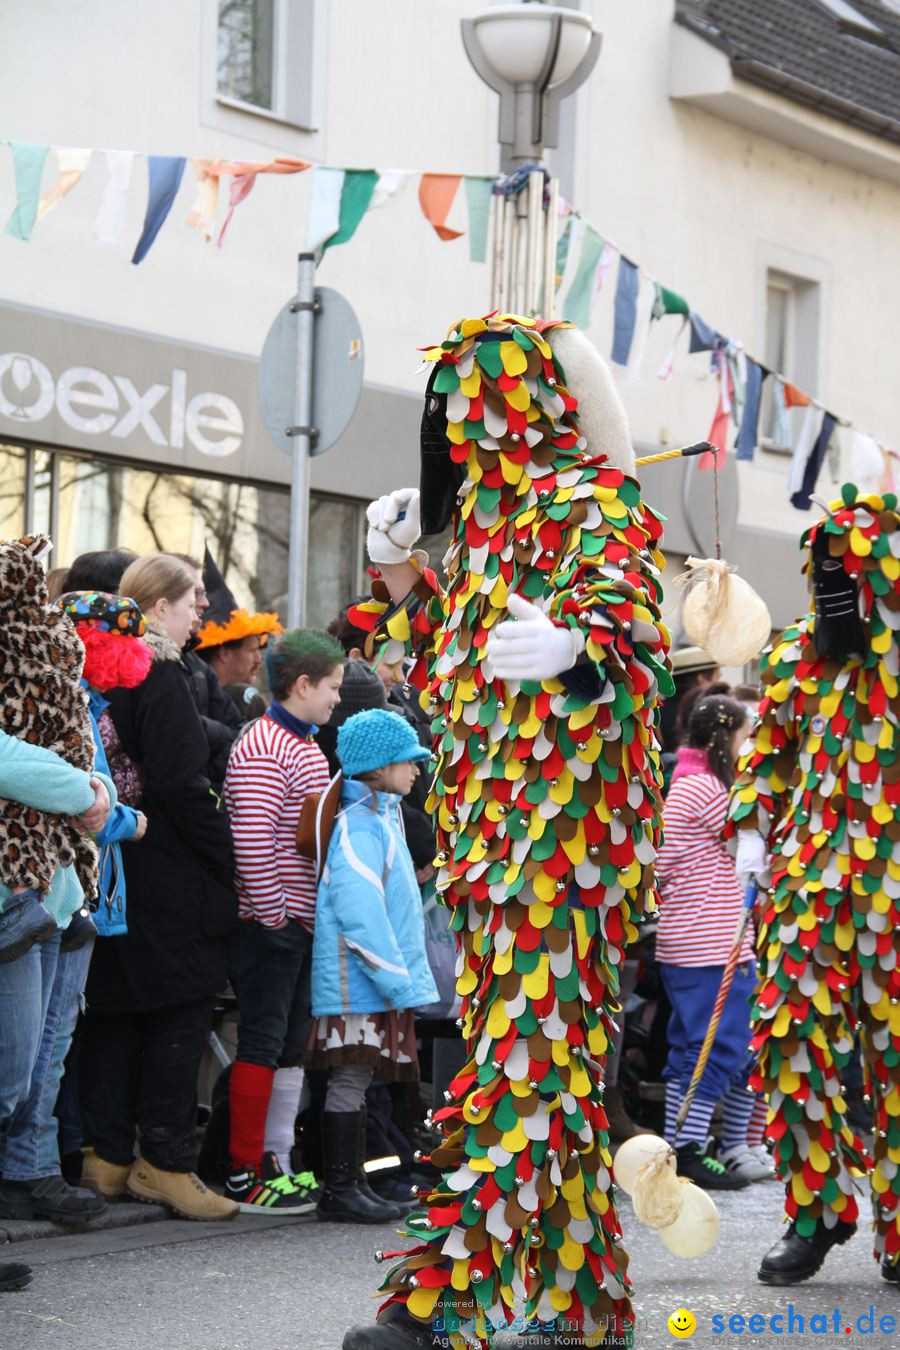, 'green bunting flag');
321,169,378,257
5,141,49,241
464,177,493,263
563,225,604,329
